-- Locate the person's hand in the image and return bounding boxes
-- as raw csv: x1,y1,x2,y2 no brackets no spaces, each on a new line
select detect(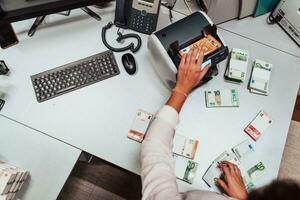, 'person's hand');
174,47,211,95
215,161,248,200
